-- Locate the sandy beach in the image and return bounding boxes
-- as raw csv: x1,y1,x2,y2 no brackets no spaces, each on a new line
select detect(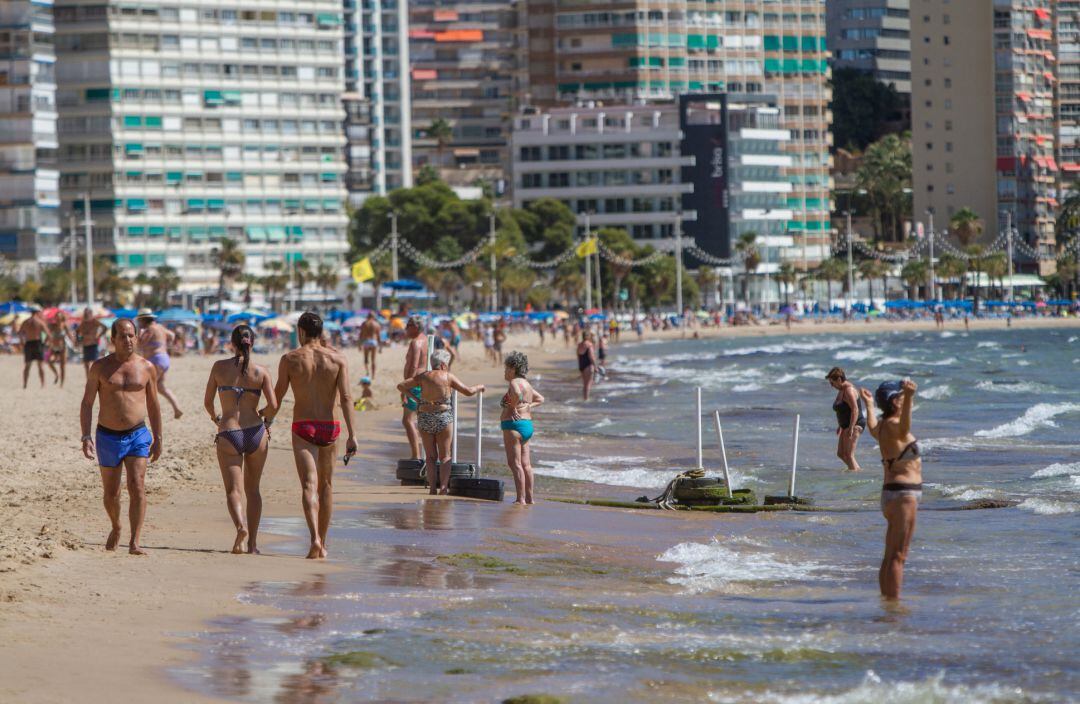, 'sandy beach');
1,314,1078,703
